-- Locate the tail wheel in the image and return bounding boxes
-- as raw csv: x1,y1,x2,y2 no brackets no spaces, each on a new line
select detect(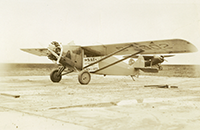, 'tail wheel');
50,69,62,83
78,70,91,85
